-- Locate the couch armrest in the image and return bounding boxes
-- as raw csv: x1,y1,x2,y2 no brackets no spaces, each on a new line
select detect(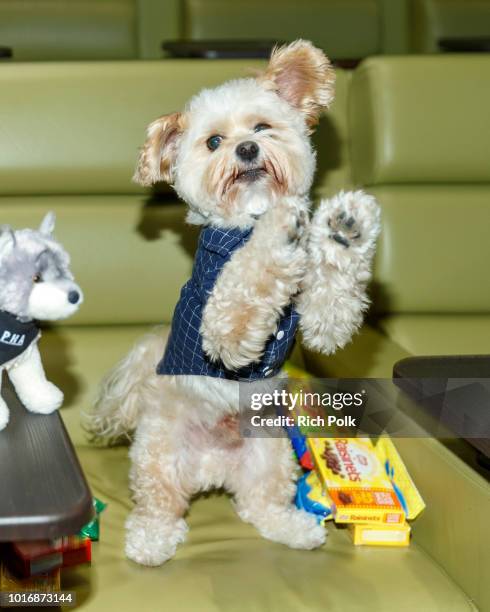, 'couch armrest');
397,437,490,612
